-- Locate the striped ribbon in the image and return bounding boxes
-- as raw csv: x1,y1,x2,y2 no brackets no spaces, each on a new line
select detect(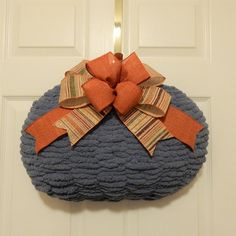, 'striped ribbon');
55,105,111,145
137,86,171,118
59,60,90,108
119,108,173,155
26,52,203,156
